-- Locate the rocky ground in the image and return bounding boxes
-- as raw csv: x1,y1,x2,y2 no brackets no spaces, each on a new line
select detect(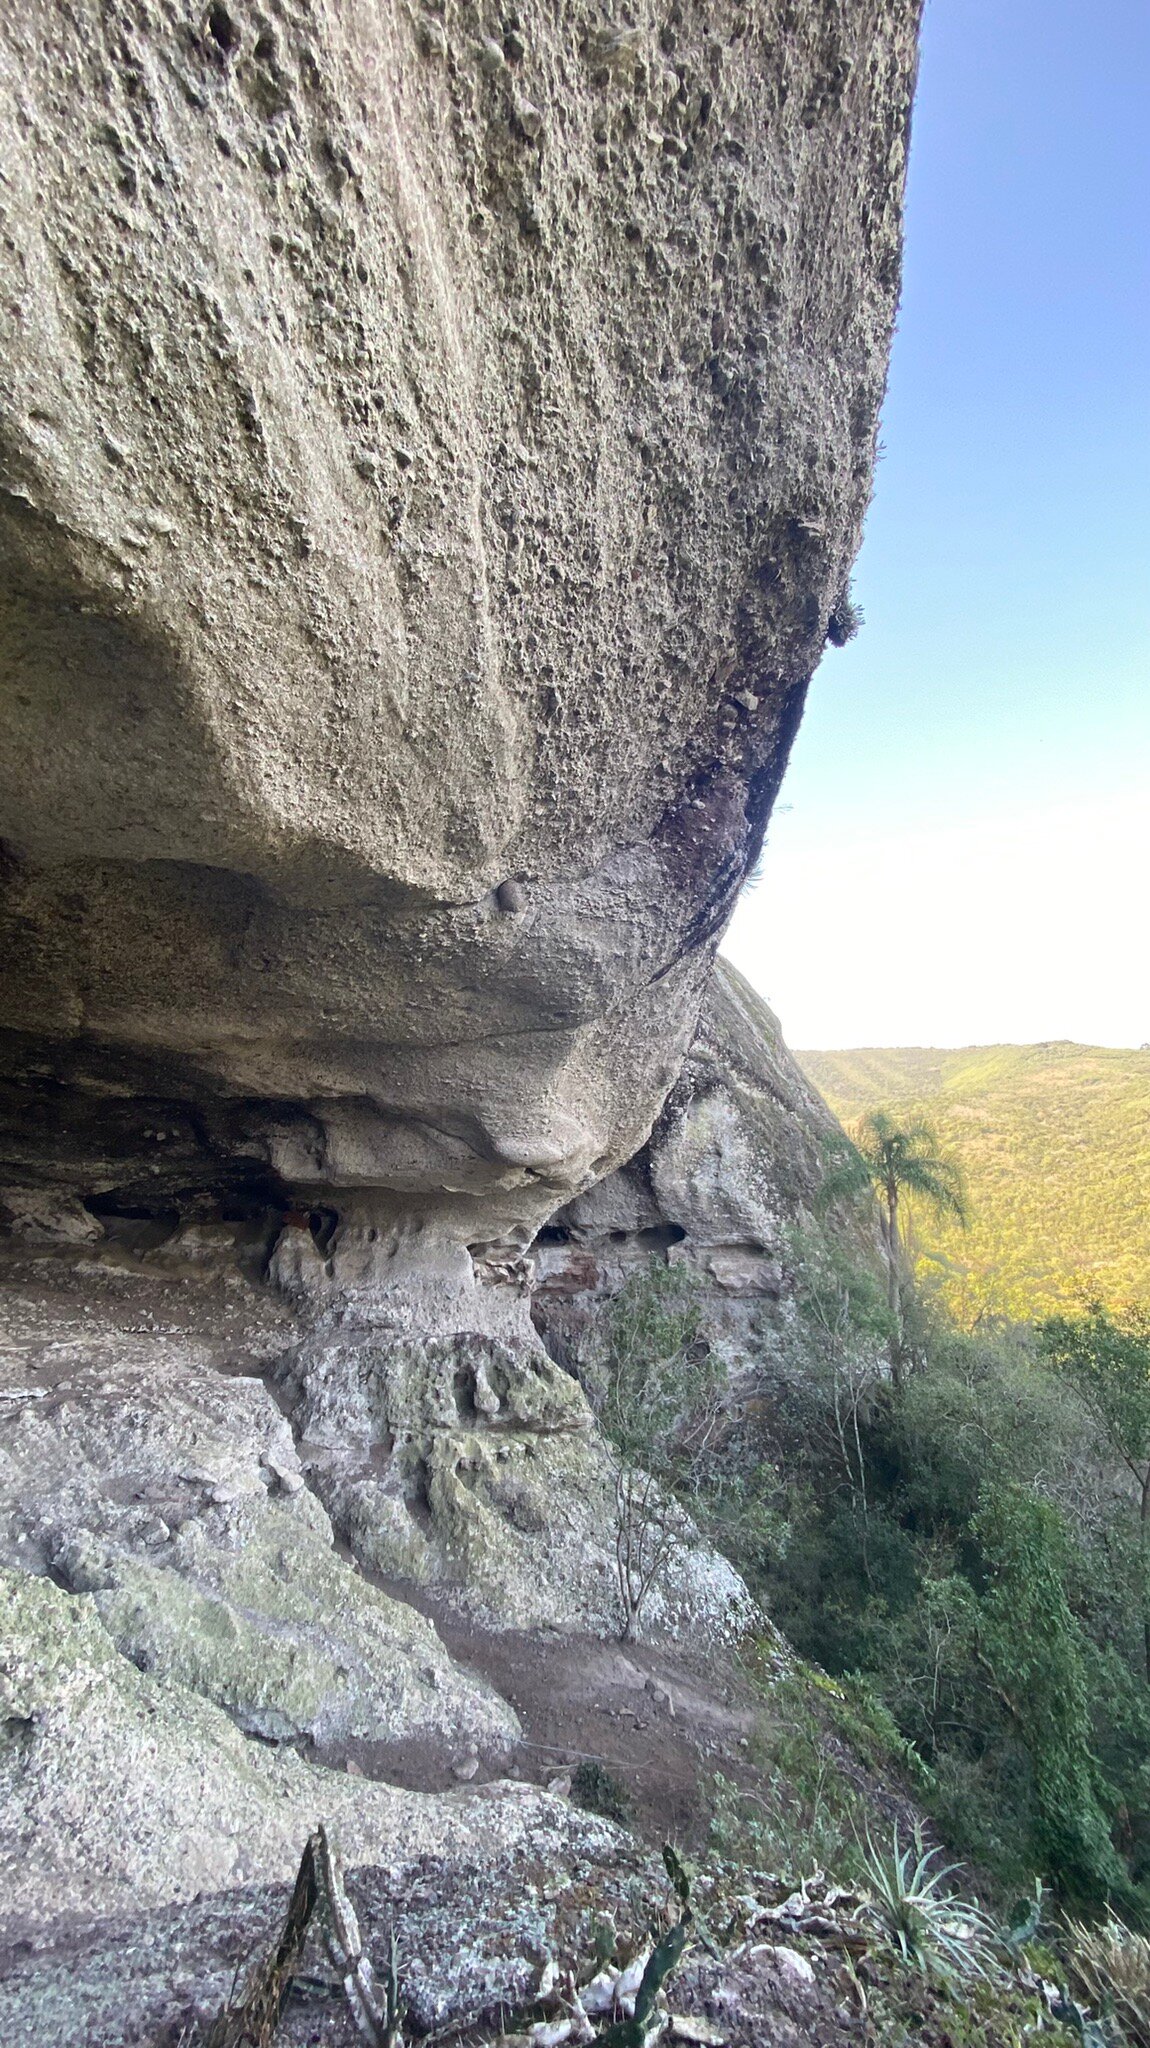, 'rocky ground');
0,1236,762,2029
0,1231,962,2047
